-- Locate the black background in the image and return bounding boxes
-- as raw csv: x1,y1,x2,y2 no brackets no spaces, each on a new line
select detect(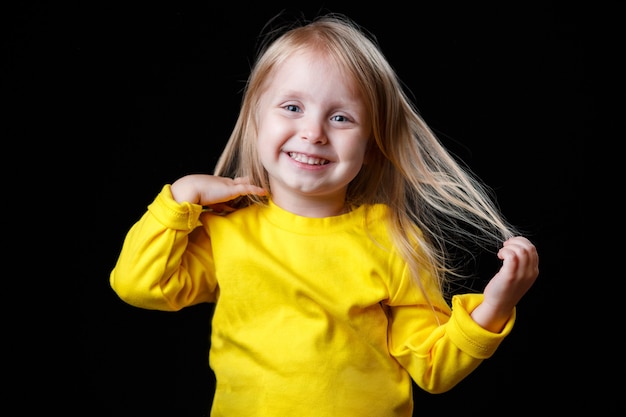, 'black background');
6,1,612,415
